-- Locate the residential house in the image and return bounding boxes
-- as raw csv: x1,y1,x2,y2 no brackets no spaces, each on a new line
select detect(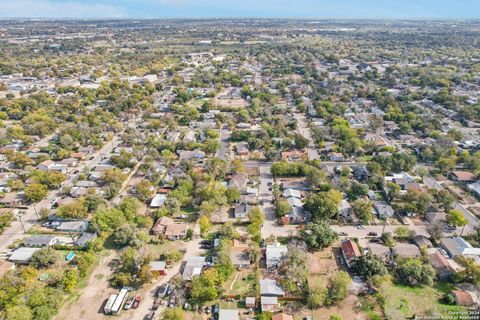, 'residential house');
373,201,395,219
450,171,476,183
8,247,41,264
352,165,370,182
441,237,480,261
281,150,307,161
328,152,345,162
149,194,166,208
392,243,421,258
341,239,362,267
37,160,55,171
260,279,285,297
177,149,205,160
182,256,206,281
338,200,353,221
151,217,174,235
286,196,303,208
235,142,250,160
245,297,256,309
451,290,478,307
230,240,250,270
429,250,454,280
56,221,88,233
265,243,288,269
23,235,58,247
467,181,480,197
228,173,248,193
0,193,25,207
234,203,251,219
260,296,278,312
75,232,97,247
183,130,196,143
283,188,301,199
164,223,188,240
413,235,433,248
366,242,390,260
